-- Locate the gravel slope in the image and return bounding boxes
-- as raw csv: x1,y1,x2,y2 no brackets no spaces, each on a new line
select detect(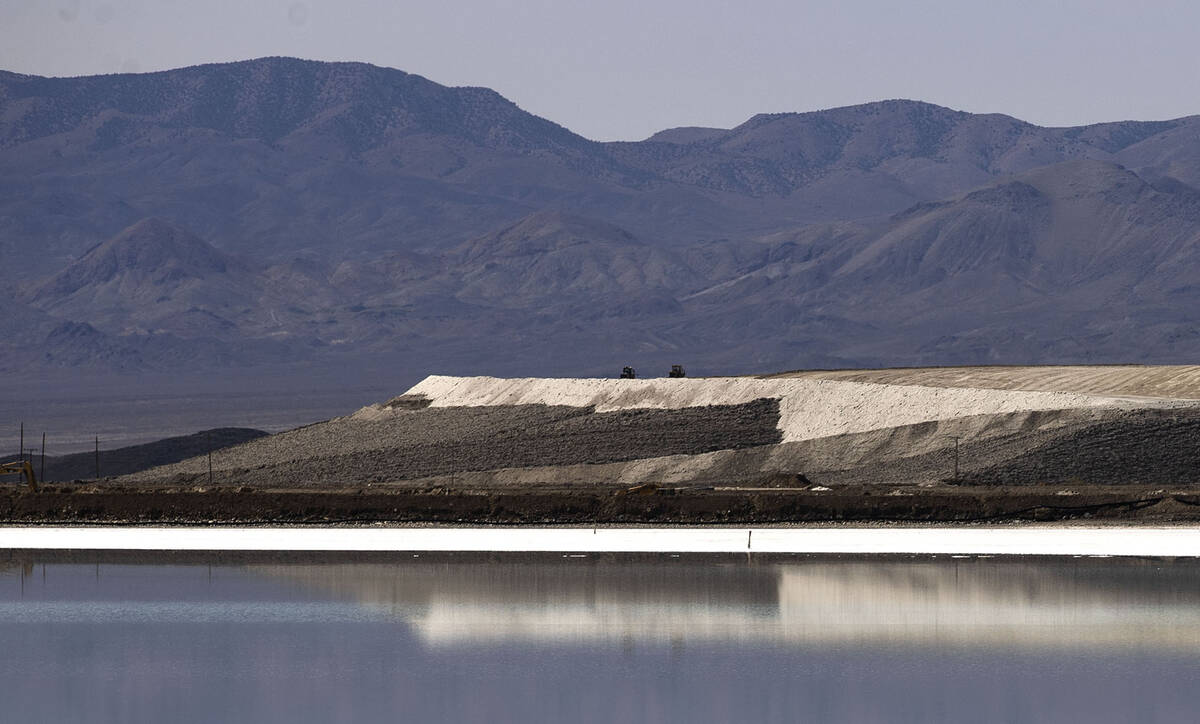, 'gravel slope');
339,406,1200,489
961,408,1200,486
124,400,781,487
